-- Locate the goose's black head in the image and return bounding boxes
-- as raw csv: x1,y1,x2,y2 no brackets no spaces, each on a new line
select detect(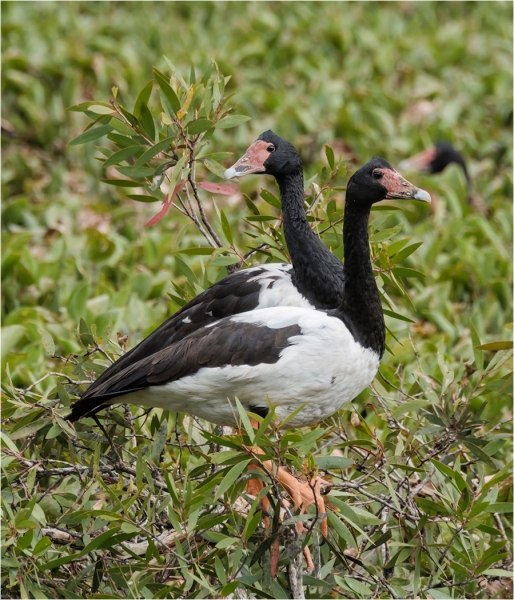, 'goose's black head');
346,157,431,206
399,141,468,178
224,130,302,180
